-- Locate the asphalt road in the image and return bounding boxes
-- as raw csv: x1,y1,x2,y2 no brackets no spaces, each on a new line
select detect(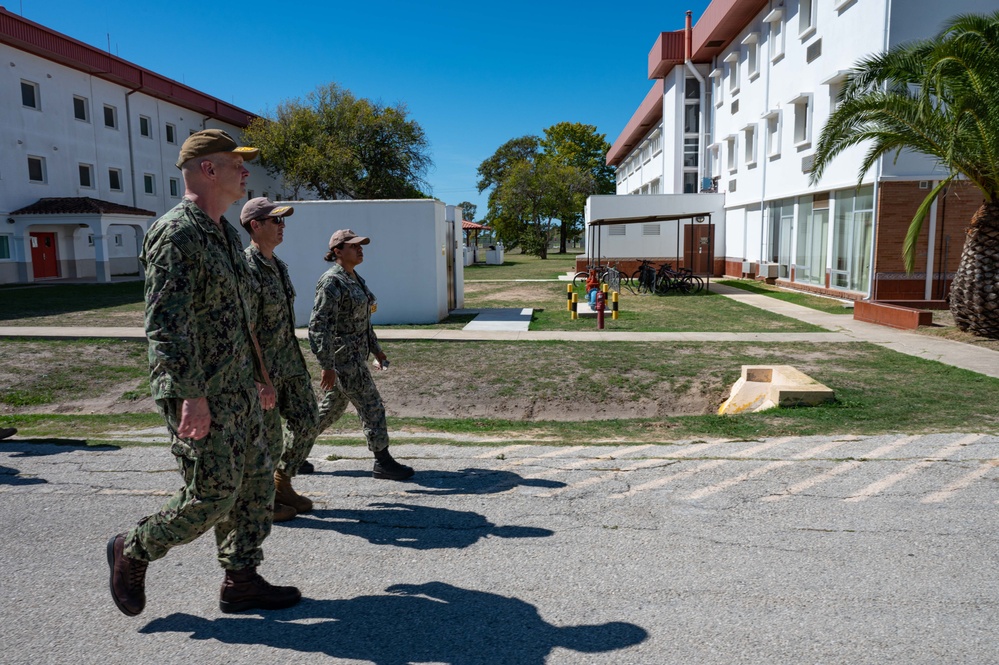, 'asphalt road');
2,434,998,664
